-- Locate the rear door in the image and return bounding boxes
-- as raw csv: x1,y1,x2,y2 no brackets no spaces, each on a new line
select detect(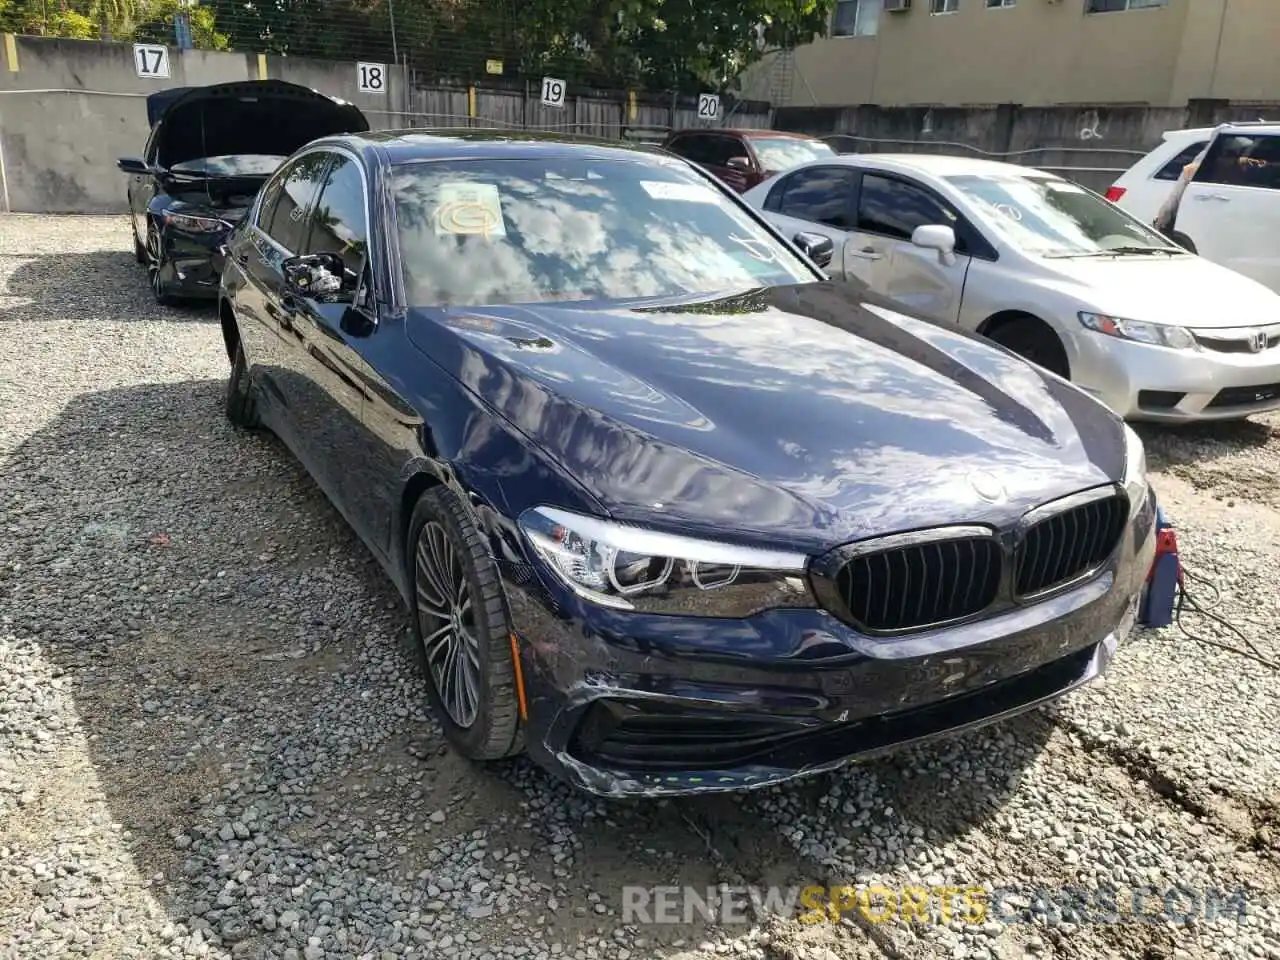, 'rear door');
847,171,974,324
1112,135,1209,223
760,165,859,280
1175,131,1280,291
